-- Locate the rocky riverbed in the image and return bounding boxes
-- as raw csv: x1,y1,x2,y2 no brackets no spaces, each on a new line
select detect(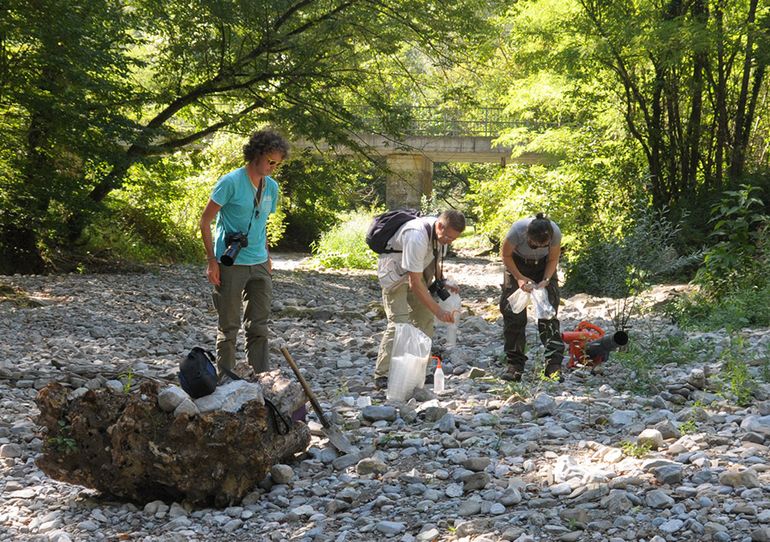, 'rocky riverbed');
1,253,769,542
